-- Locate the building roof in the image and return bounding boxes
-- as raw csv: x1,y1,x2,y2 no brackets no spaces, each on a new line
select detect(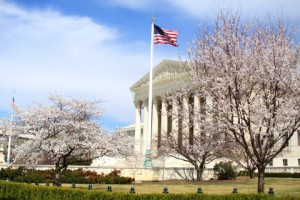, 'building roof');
130,60,191,102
